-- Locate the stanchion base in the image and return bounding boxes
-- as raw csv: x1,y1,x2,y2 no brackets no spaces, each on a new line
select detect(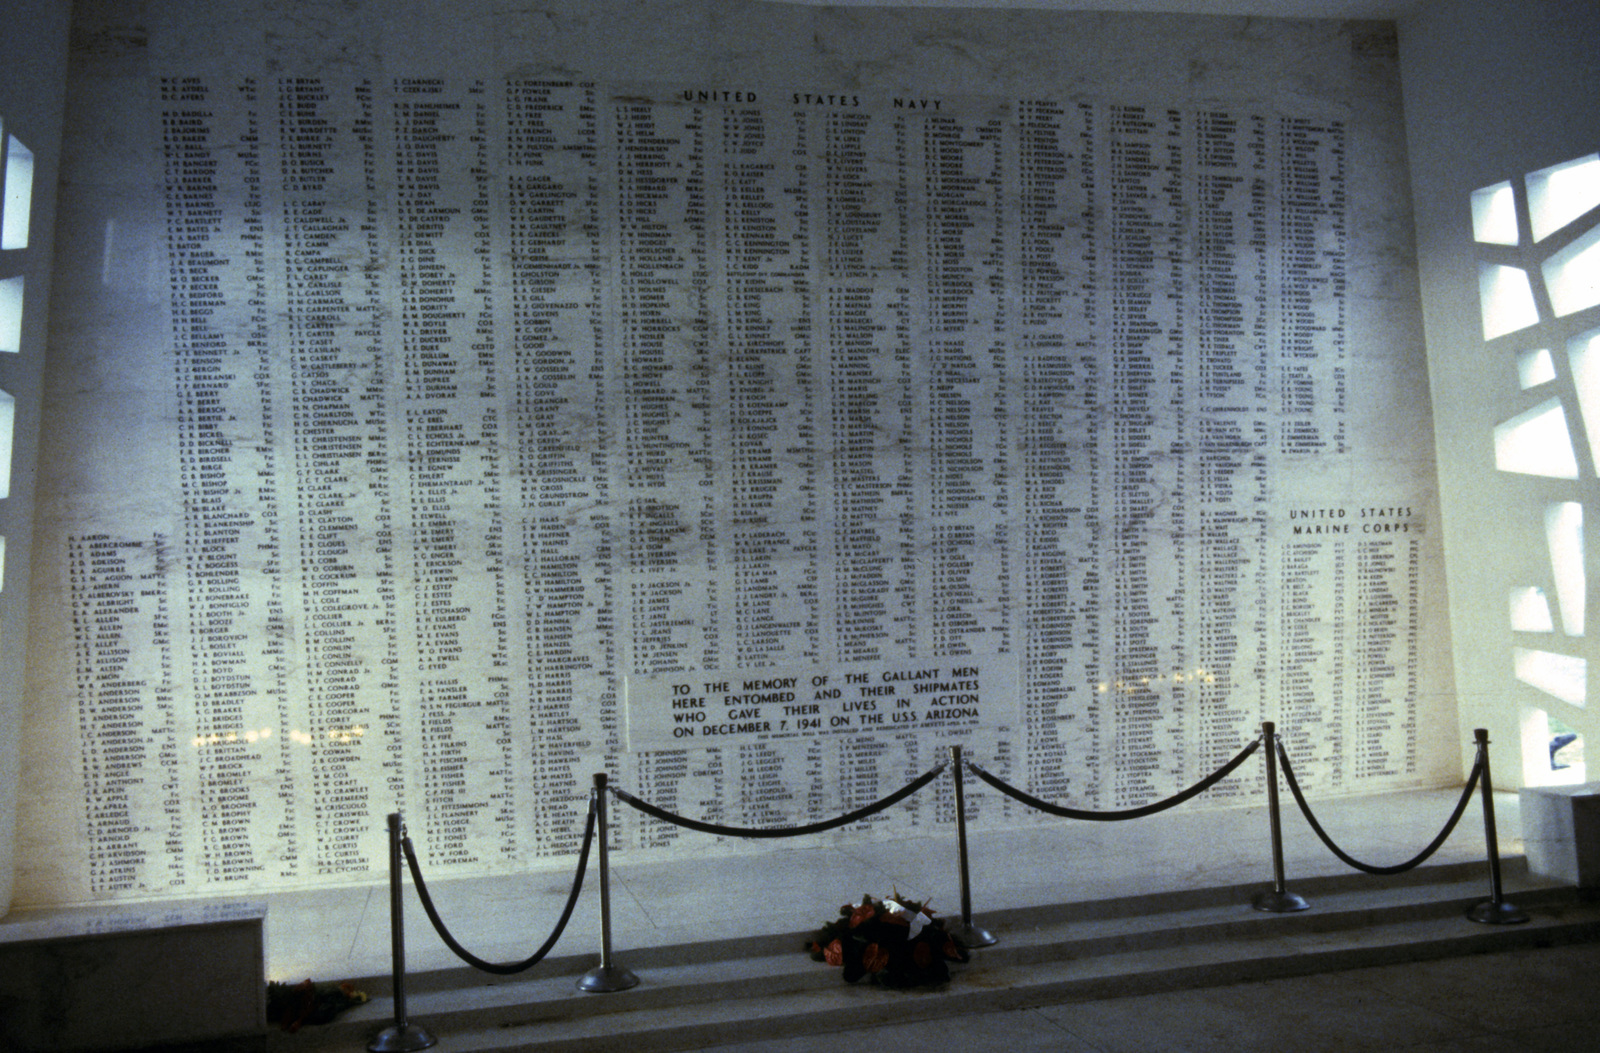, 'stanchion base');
577,963,640,993
1466,899,1529,925
1252,889,1311,913
368,1023,437,1052
946,919,998,948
